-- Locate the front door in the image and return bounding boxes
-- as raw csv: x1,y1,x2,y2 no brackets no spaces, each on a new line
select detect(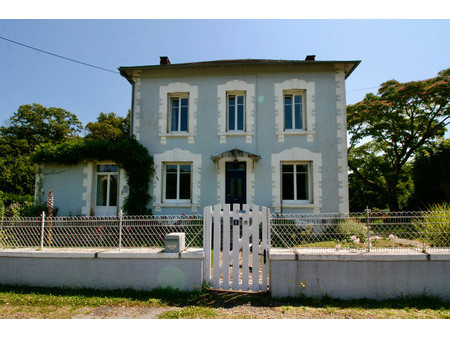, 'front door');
225,162,246,208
